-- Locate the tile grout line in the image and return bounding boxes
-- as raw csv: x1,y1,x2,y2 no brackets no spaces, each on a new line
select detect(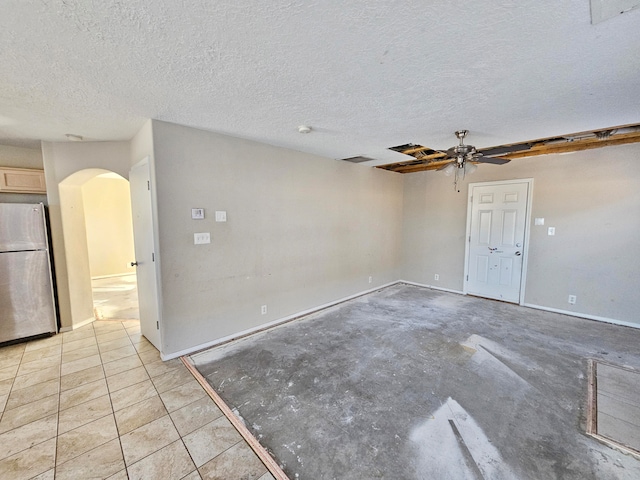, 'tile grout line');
53,328,67,478
130,327,200,478
54,325,94,479
0,341,28,423
104,319,134,480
